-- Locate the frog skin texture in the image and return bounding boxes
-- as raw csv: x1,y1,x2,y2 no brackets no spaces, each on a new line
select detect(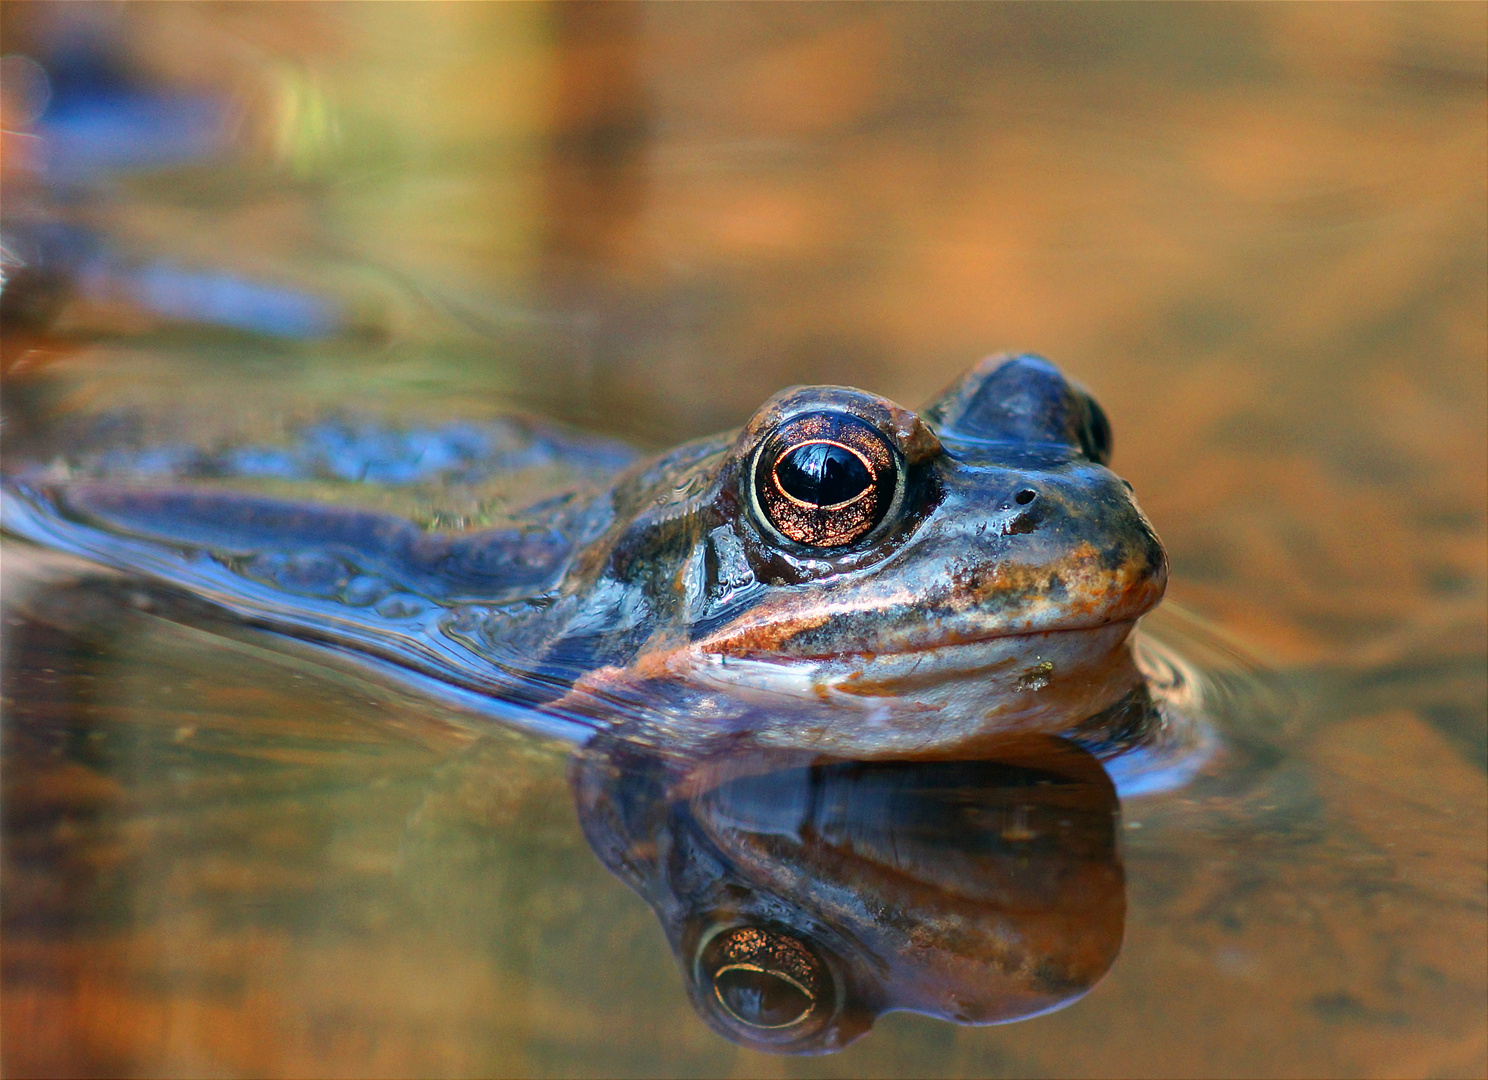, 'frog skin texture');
1,353,1168,763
